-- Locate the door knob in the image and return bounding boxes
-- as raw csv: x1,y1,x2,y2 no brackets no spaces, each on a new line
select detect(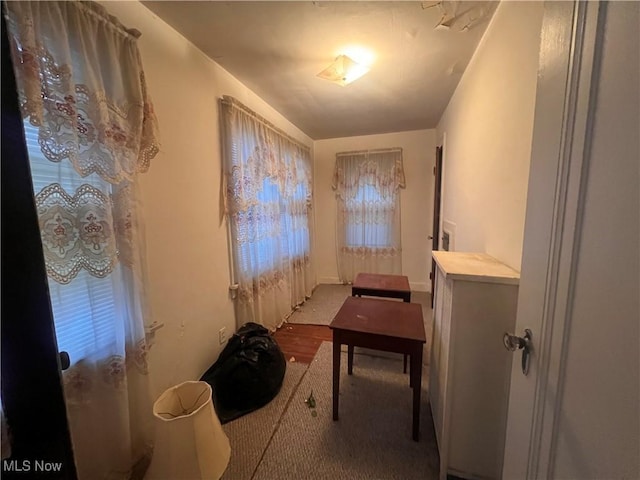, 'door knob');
59,351,71,371
503,329,532,376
